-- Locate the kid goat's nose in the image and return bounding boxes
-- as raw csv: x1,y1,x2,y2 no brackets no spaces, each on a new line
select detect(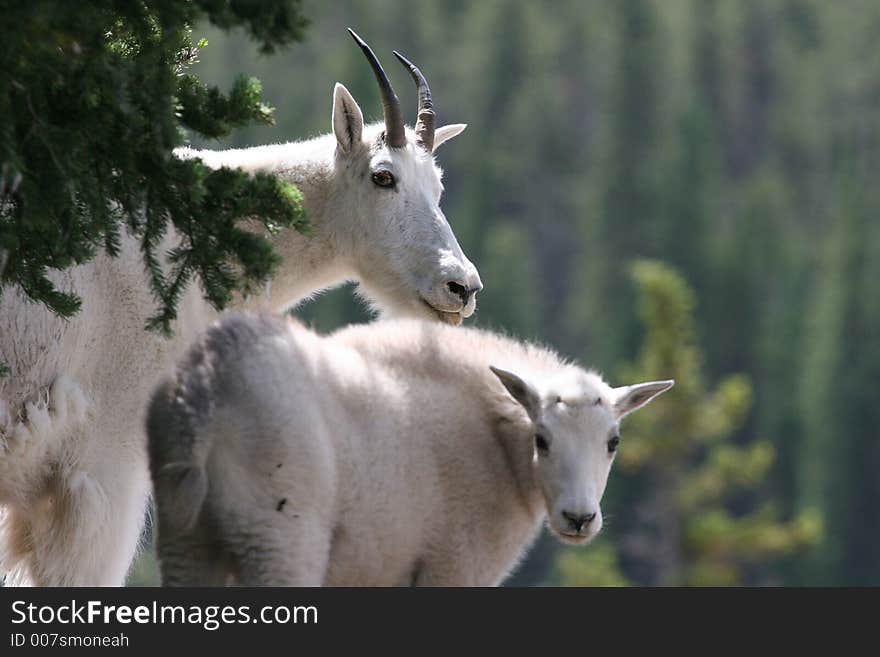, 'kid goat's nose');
562,510,597,533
